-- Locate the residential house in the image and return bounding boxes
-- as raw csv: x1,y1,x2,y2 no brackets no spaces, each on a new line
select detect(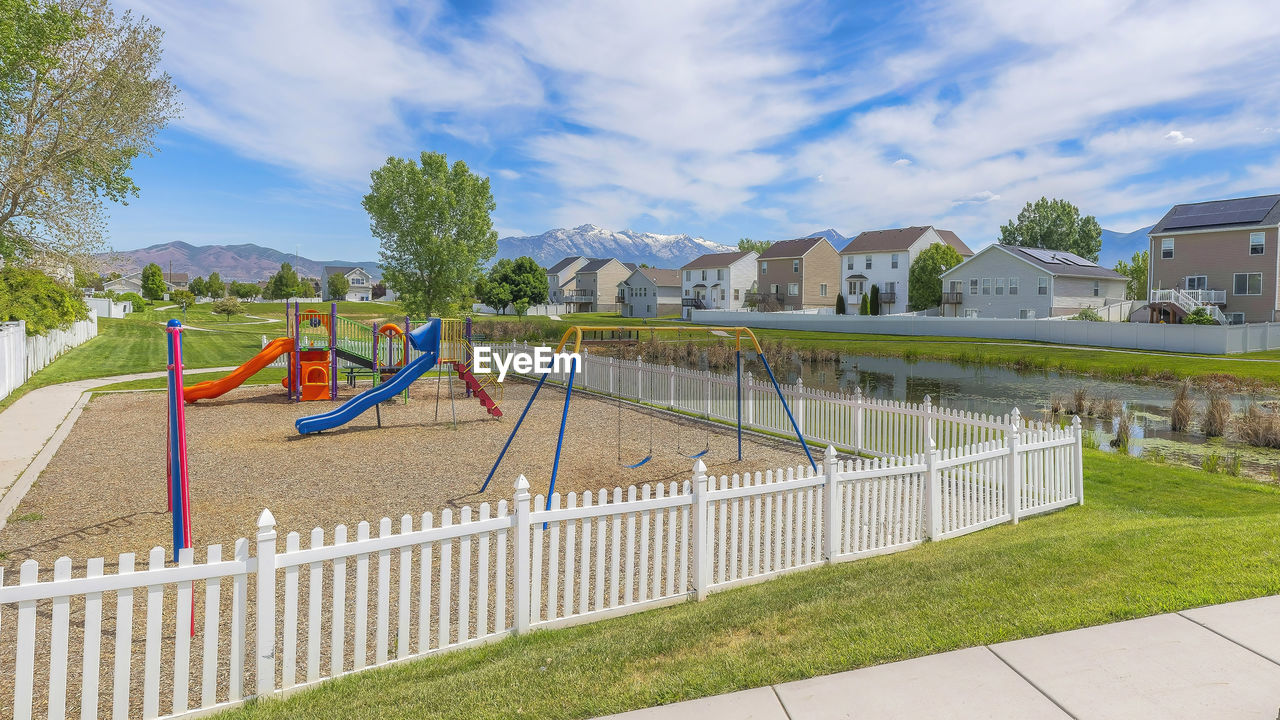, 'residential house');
839,226,972,314
546,256,589,304
564,258,636,313
103,271,178,296
680,250,759,319
939,245,1125,319
750,237,840,311
323,265,375,301
618,268,681,318
1147,194,1280,324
